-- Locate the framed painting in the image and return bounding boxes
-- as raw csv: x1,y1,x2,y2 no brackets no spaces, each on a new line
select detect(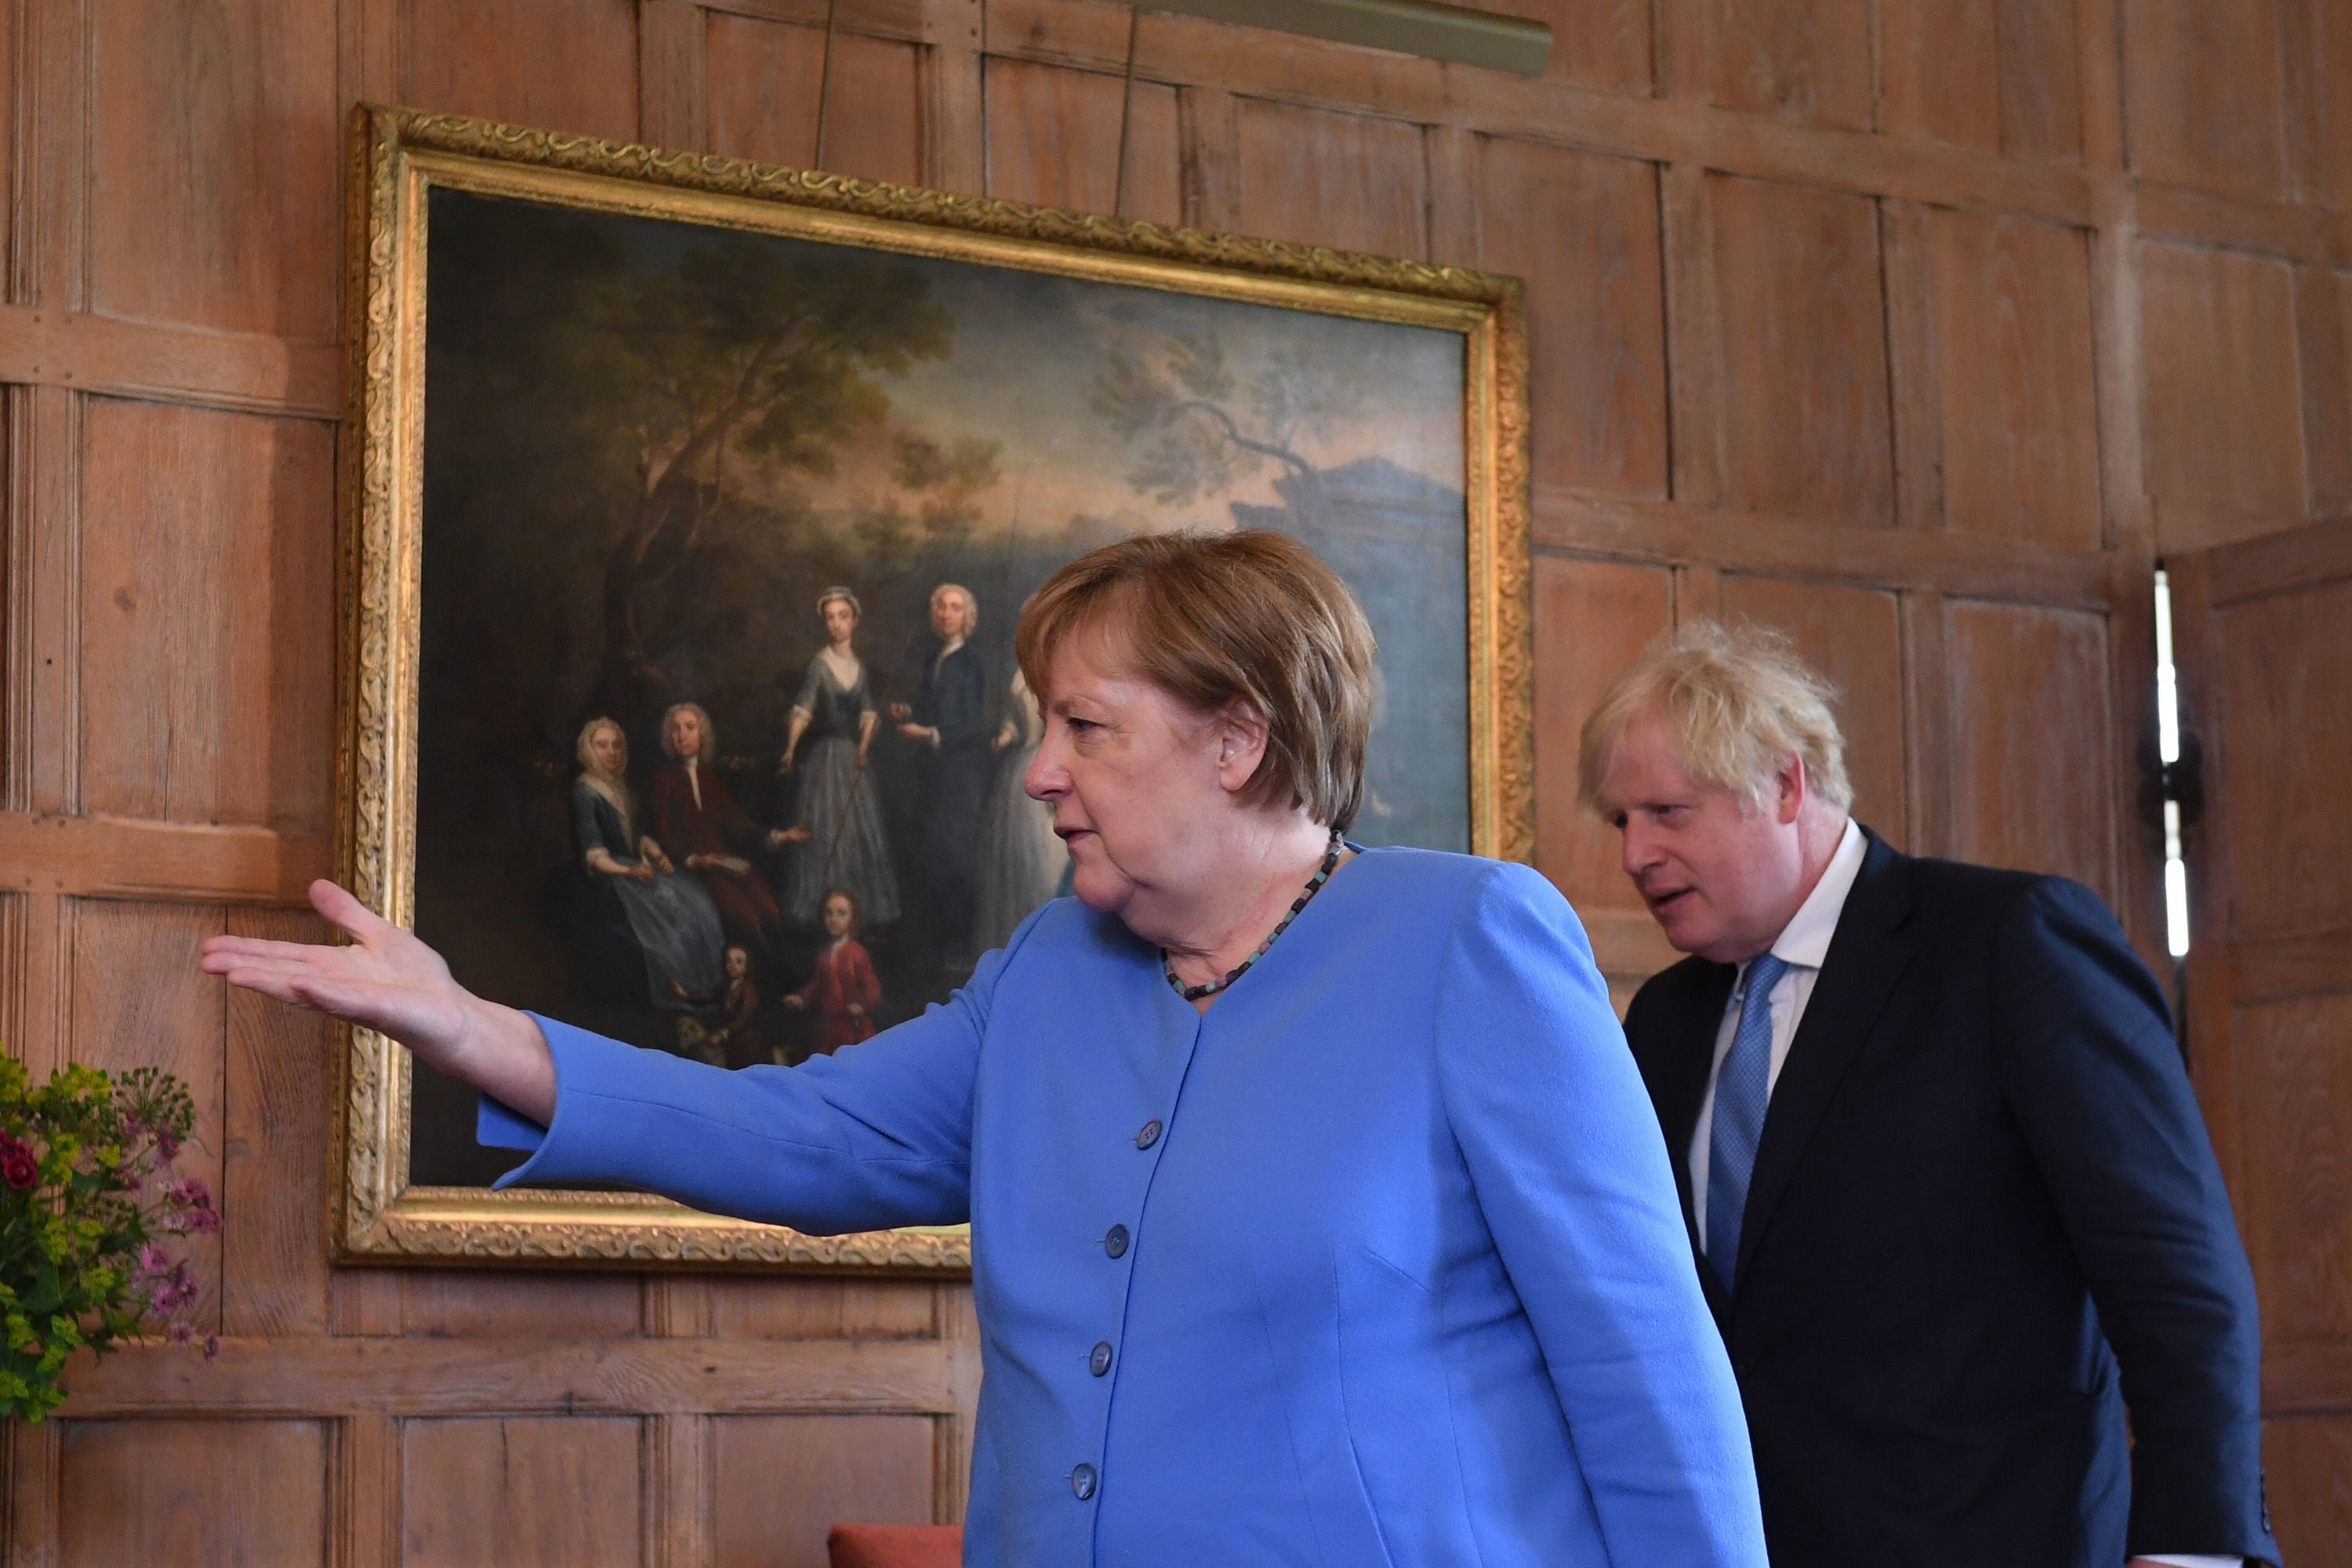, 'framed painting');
336,104,1530,1270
